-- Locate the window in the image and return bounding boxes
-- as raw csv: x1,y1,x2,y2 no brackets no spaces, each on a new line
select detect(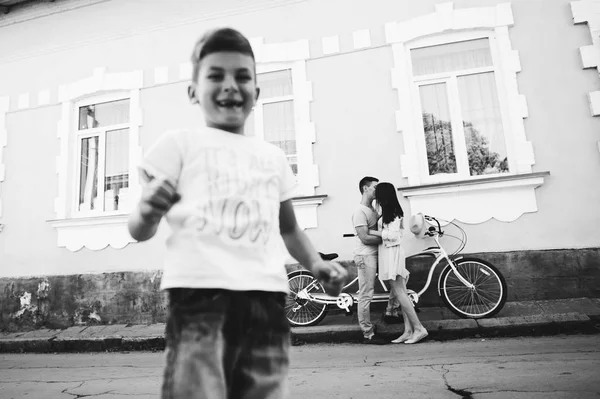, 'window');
386,3,544,224
75,98,131,214
246,69,298,174
411,38,509,179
